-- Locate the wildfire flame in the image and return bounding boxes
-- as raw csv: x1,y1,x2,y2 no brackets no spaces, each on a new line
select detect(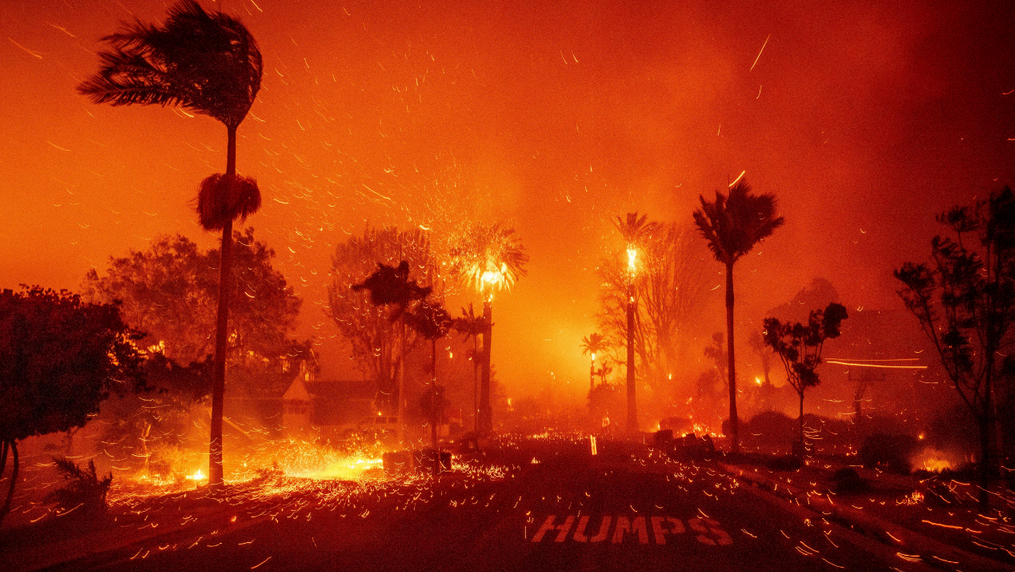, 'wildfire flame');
911,448,956,473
